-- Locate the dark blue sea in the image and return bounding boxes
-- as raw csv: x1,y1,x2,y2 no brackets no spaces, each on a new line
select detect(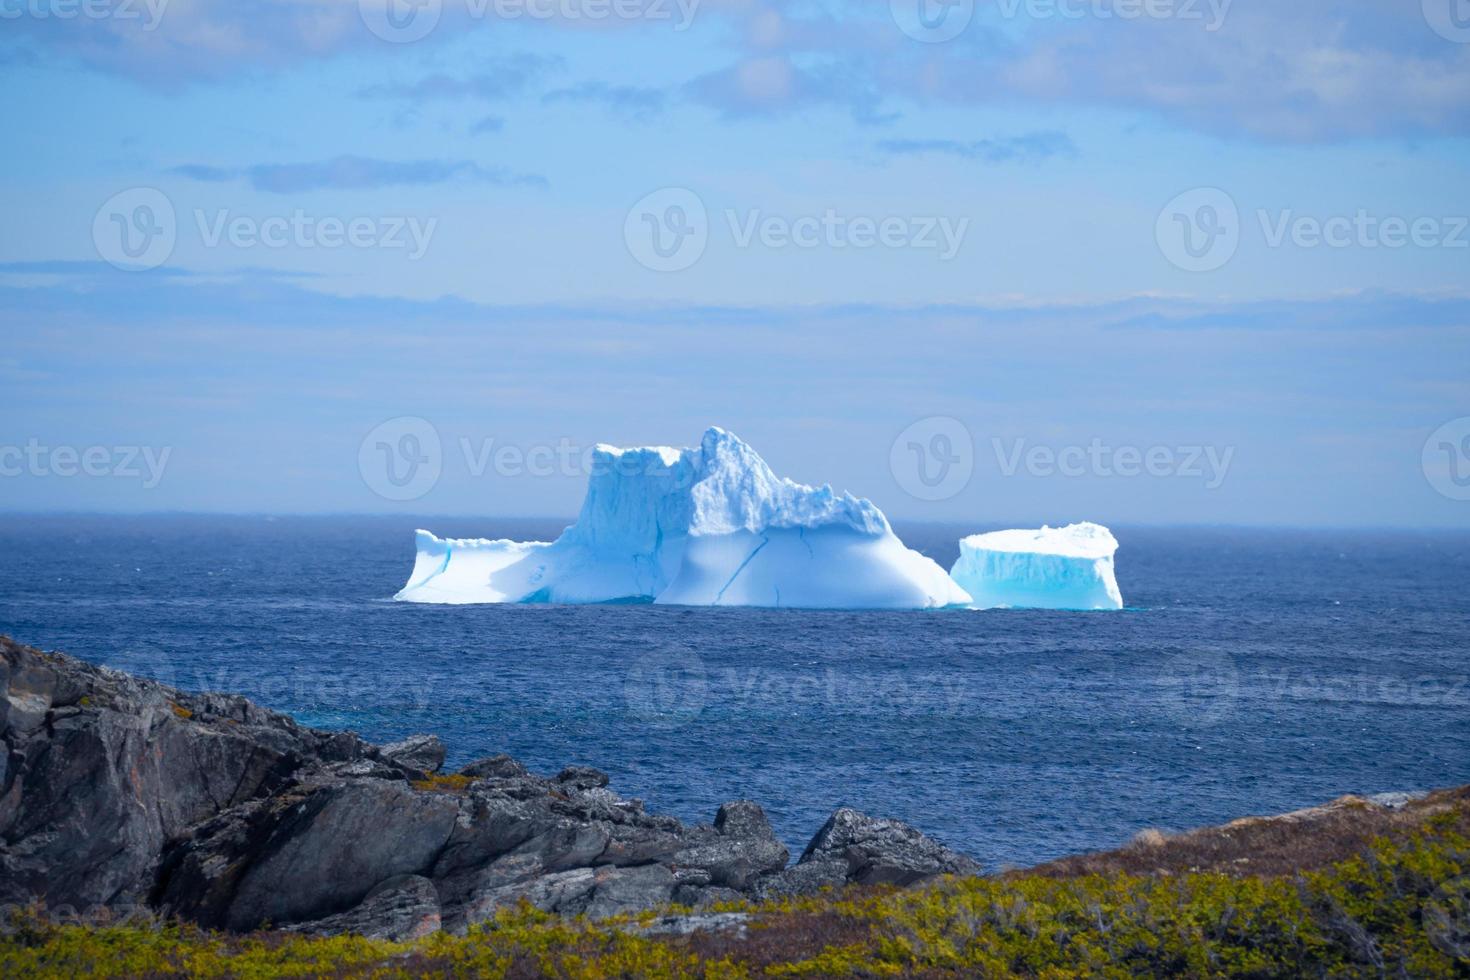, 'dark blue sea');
2,515,1467,868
